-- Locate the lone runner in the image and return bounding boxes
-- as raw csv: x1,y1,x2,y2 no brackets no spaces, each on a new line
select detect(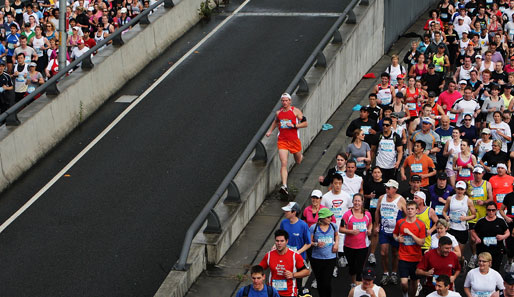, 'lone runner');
266,93,308,197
